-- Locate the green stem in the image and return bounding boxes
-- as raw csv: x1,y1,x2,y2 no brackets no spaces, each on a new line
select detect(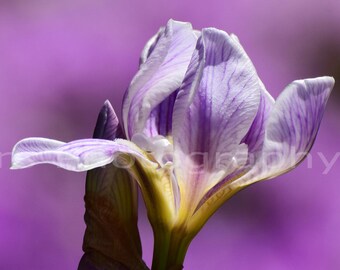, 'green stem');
151,224,193,270
151,230,171,270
